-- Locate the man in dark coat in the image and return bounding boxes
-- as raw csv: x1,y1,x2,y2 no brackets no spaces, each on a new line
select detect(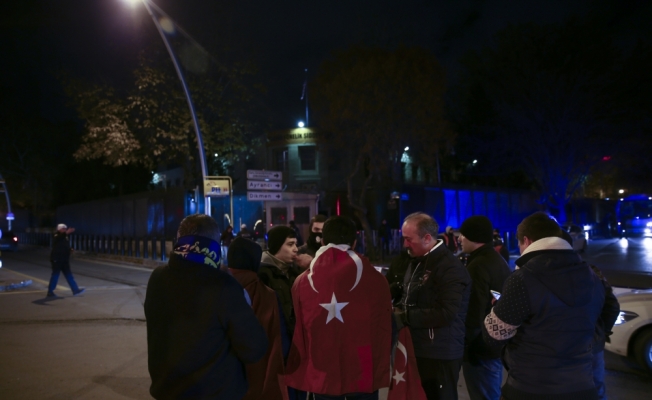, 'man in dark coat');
145,214,268,400
459,216,511,400
297,214,327,258
395,212,471,400
483,212,606,400
47,223,85,297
